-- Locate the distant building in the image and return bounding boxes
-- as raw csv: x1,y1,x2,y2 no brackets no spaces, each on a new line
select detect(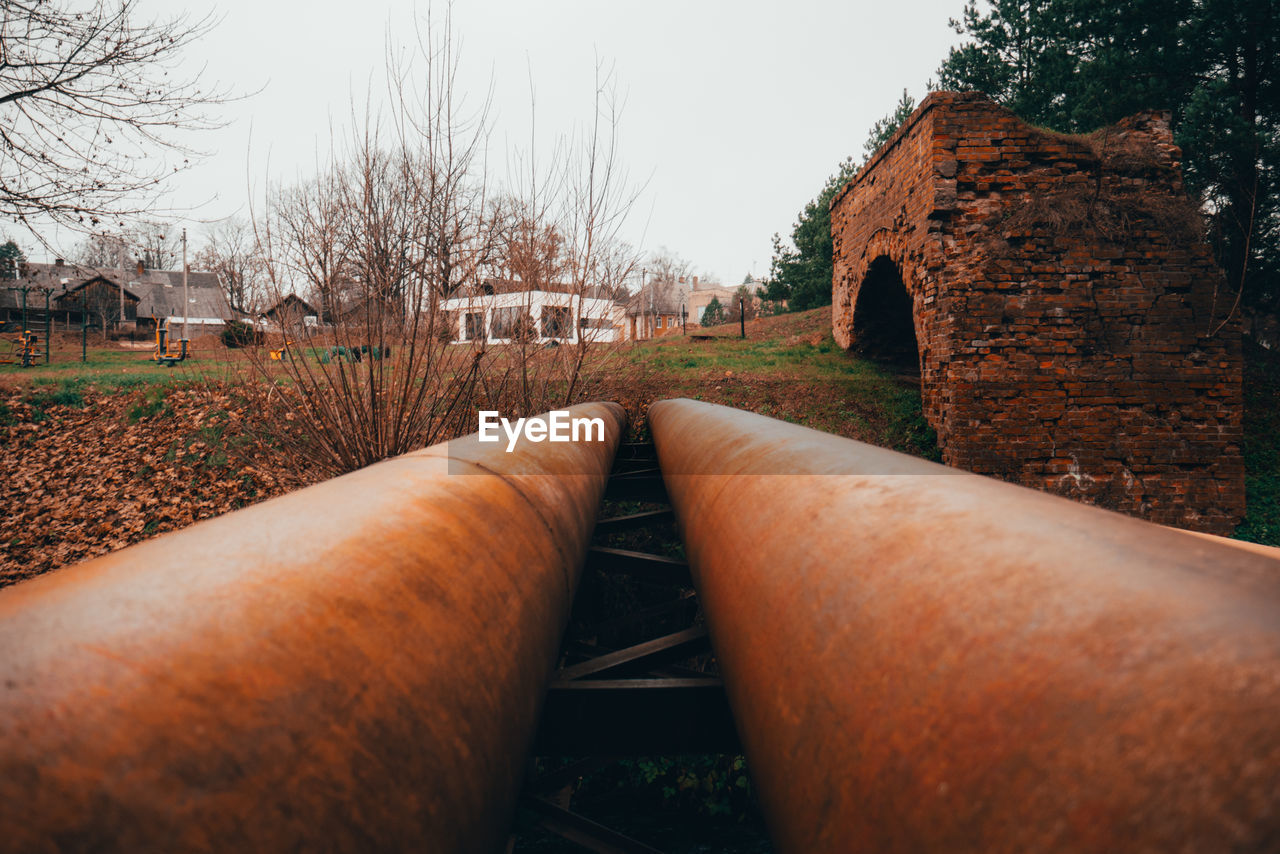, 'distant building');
622,284,685,340
261,294,321,332
0,259,230,333
441,279,623,345
686,275,766,326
